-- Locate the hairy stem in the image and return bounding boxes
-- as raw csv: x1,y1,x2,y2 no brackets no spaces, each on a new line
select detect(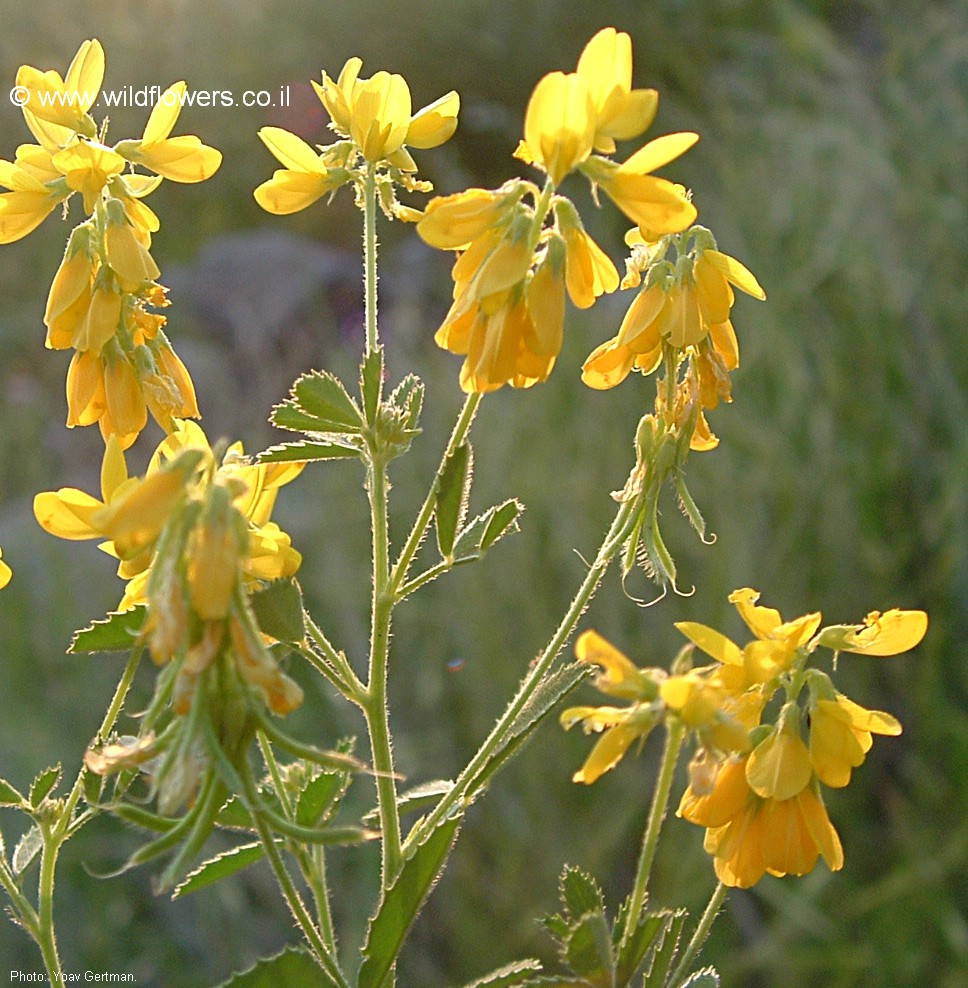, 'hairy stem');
621,718,686,951
32,646,143,981
667,881,728,987
363,164,379,354
406,497,637,851
242,763,348,987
